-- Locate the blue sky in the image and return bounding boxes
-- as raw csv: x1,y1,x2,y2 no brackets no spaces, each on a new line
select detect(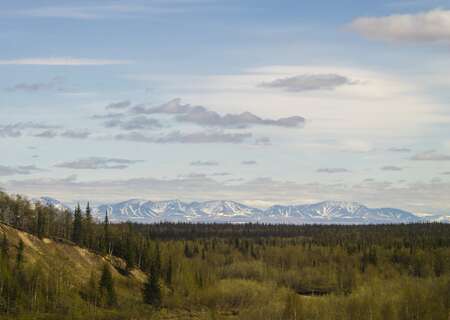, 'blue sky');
1,0,450,215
